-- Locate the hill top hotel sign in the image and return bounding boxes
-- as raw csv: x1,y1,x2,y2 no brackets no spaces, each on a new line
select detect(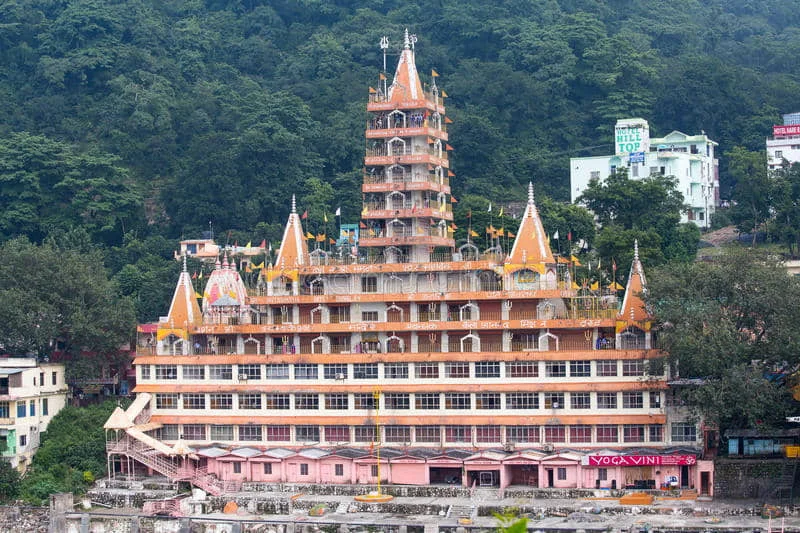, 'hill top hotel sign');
615,118,650,156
